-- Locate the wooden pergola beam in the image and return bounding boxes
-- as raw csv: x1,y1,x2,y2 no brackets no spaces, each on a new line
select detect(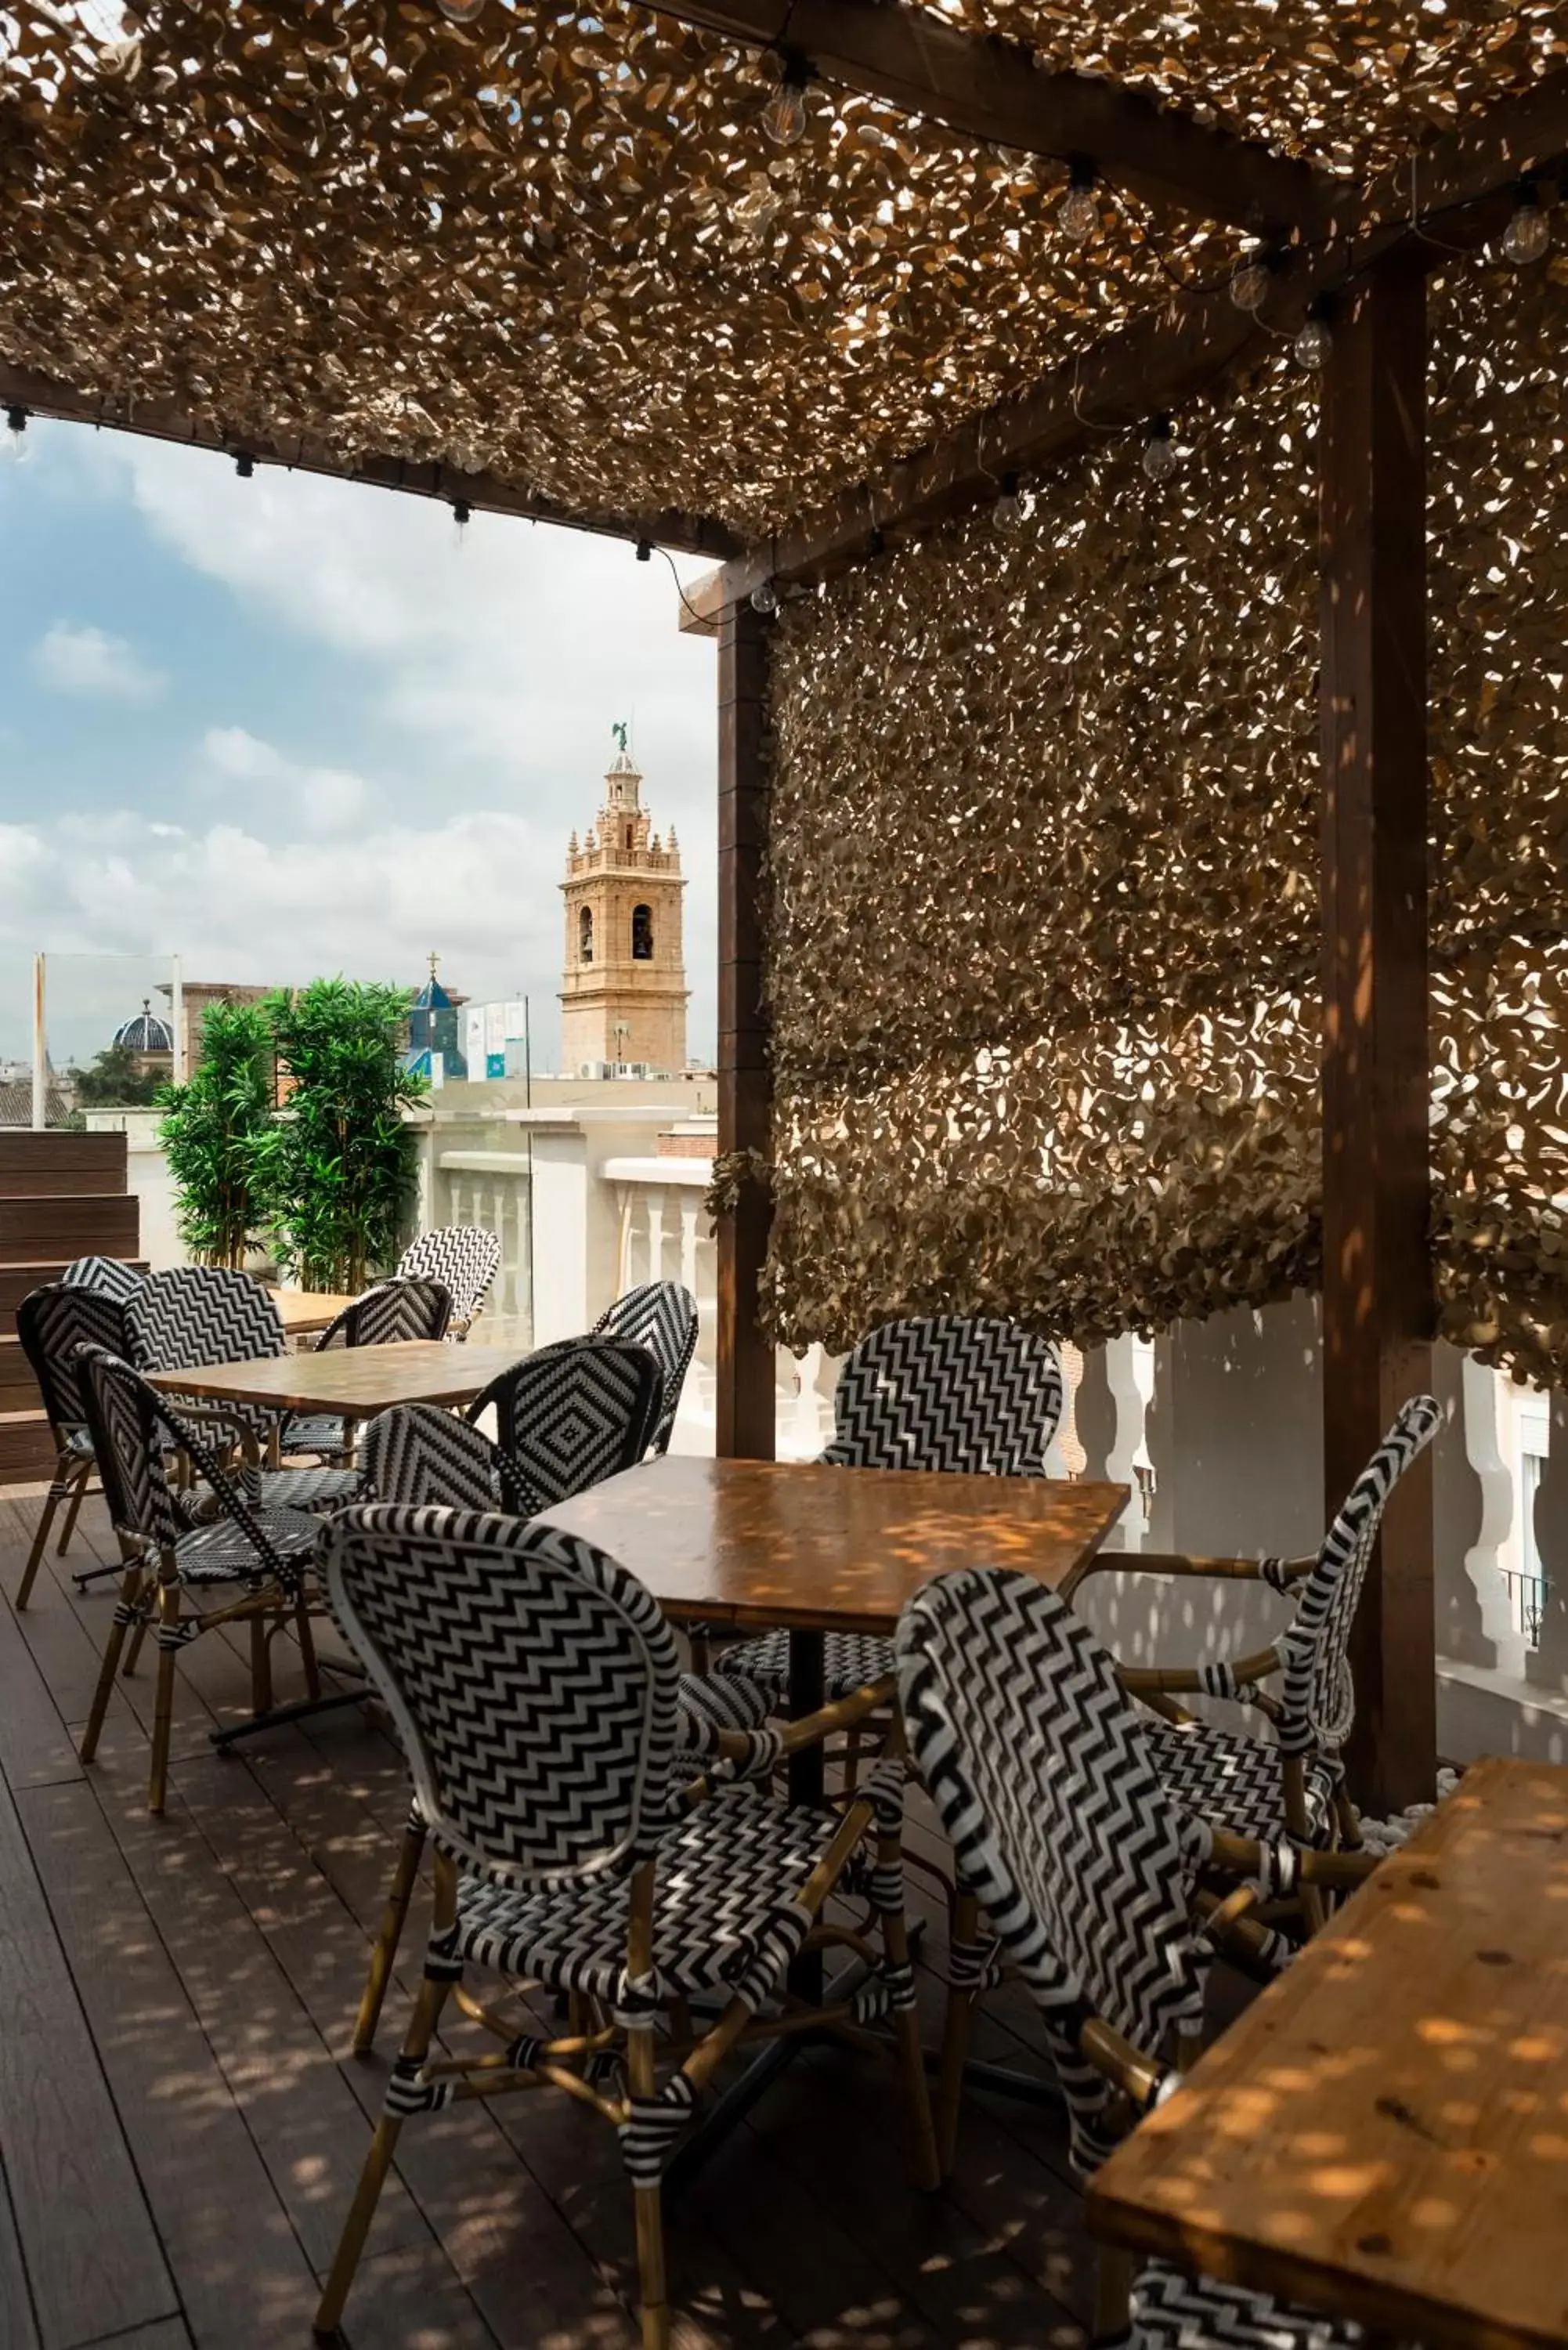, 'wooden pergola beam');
679,66,1568,627
0,361,744,562
644,0,1332,236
